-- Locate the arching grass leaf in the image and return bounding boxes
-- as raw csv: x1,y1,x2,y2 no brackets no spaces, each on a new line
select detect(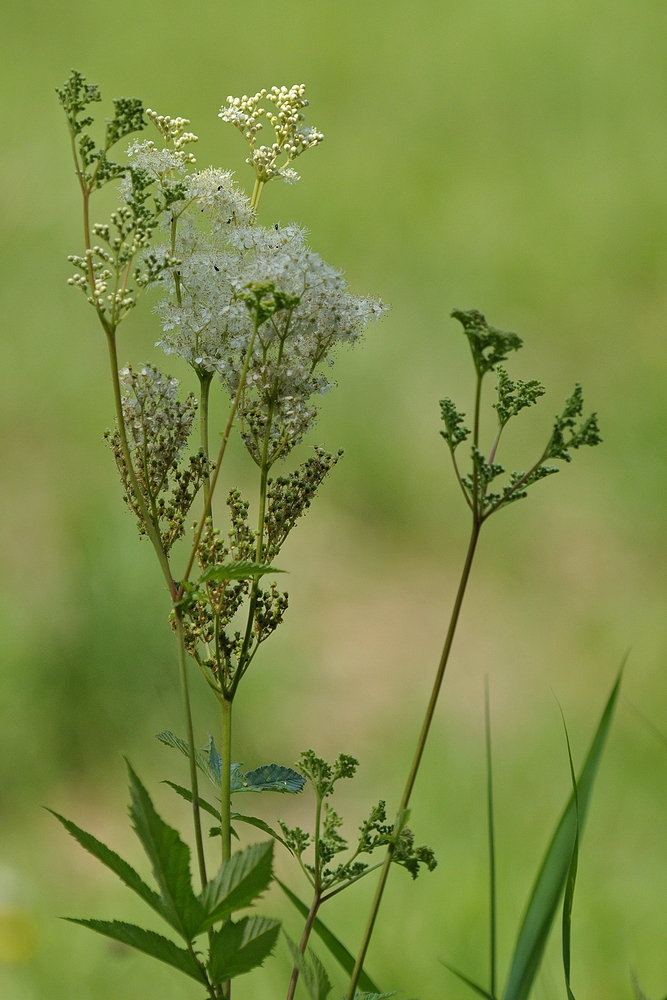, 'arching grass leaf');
126,760,206,940
276,879,380,993
200,841,274,929
503,667,622,1000
209,916,280,983
65,919,206,983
